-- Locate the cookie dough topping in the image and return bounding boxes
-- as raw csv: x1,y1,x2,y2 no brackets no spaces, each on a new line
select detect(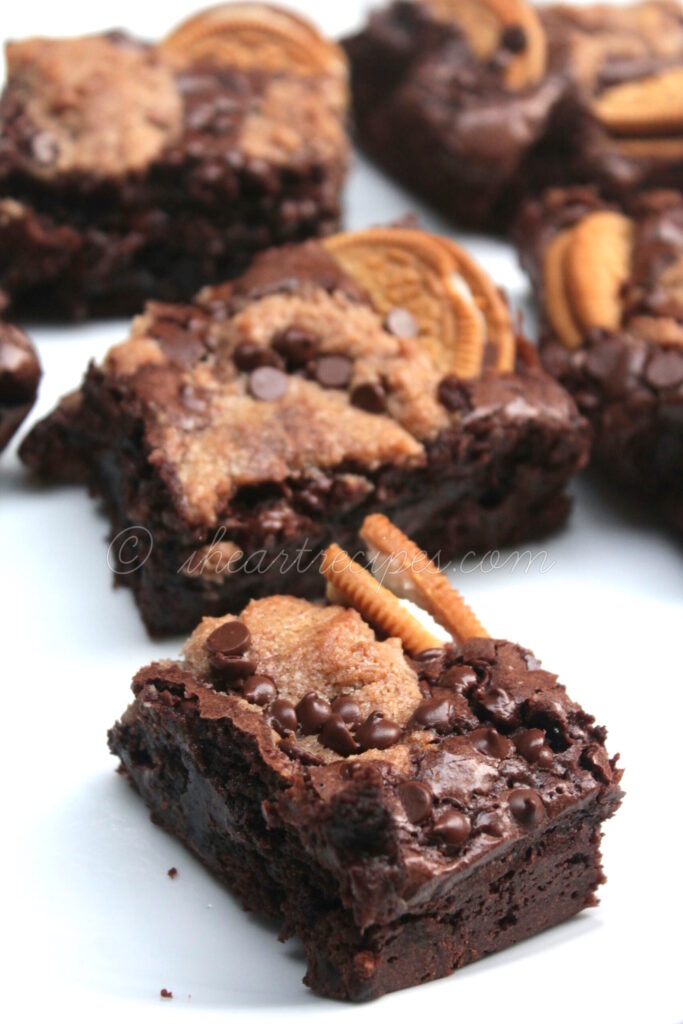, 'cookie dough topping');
160,2,347,80
420,0,548,89
323,227,515,378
